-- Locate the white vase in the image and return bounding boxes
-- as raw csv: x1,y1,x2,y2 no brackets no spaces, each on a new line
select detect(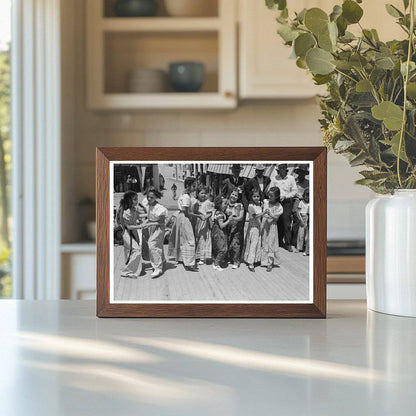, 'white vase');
366,190,416,317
